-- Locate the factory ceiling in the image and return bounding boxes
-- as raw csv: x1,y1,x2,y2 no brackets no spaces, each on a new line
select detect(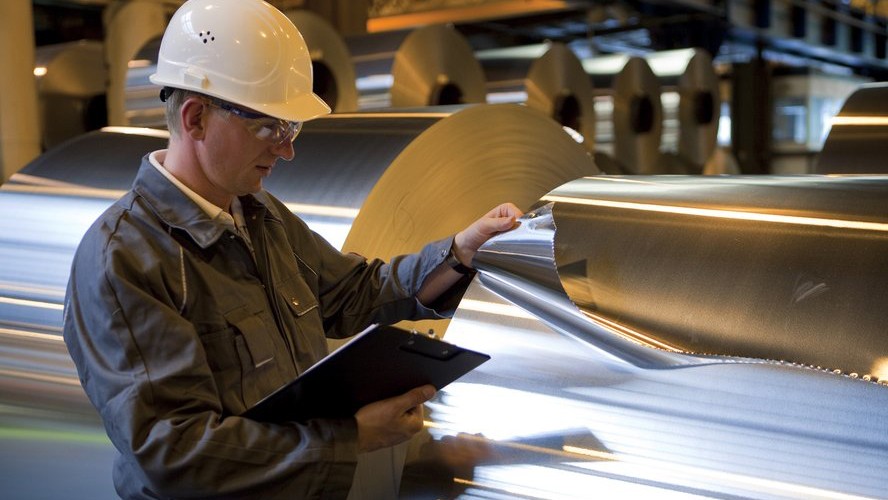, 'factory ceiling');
29,0,888,79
